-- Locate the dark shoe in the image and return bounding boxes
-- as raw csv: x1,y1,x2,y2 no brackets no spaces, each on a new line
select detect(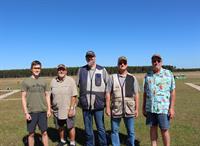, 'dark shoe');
57,141,68,146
